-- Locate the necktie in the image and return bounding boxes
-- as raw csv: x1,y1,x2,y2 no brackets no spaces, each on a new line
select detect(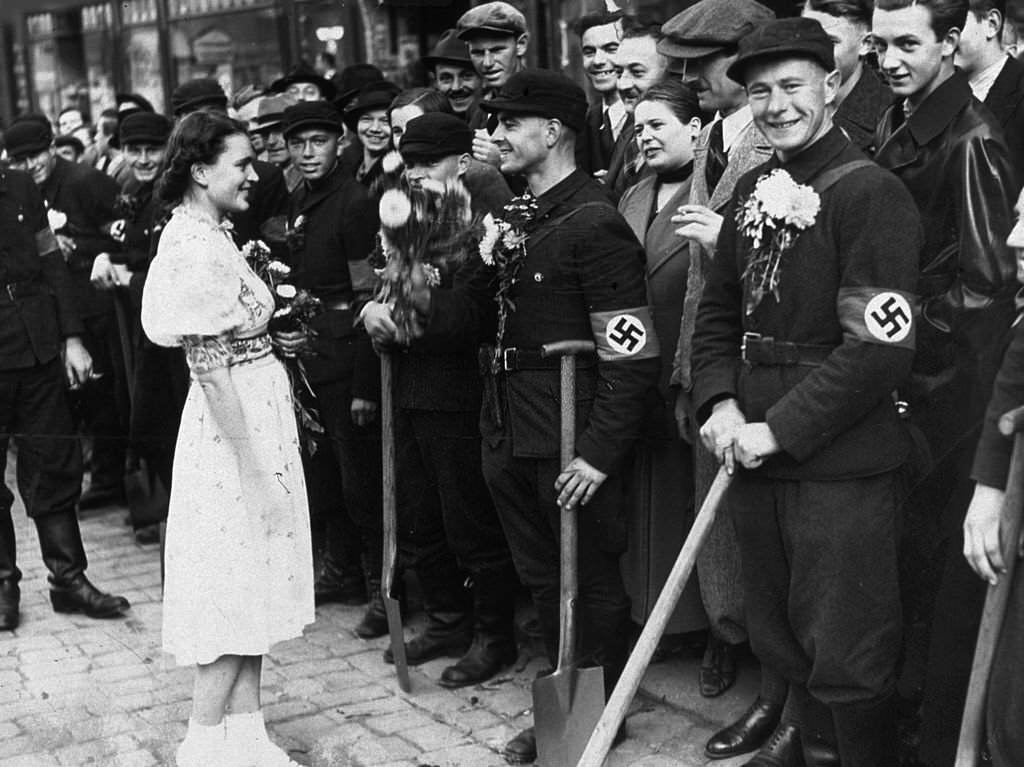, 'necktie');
705,119,728,193
599,109,615,167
